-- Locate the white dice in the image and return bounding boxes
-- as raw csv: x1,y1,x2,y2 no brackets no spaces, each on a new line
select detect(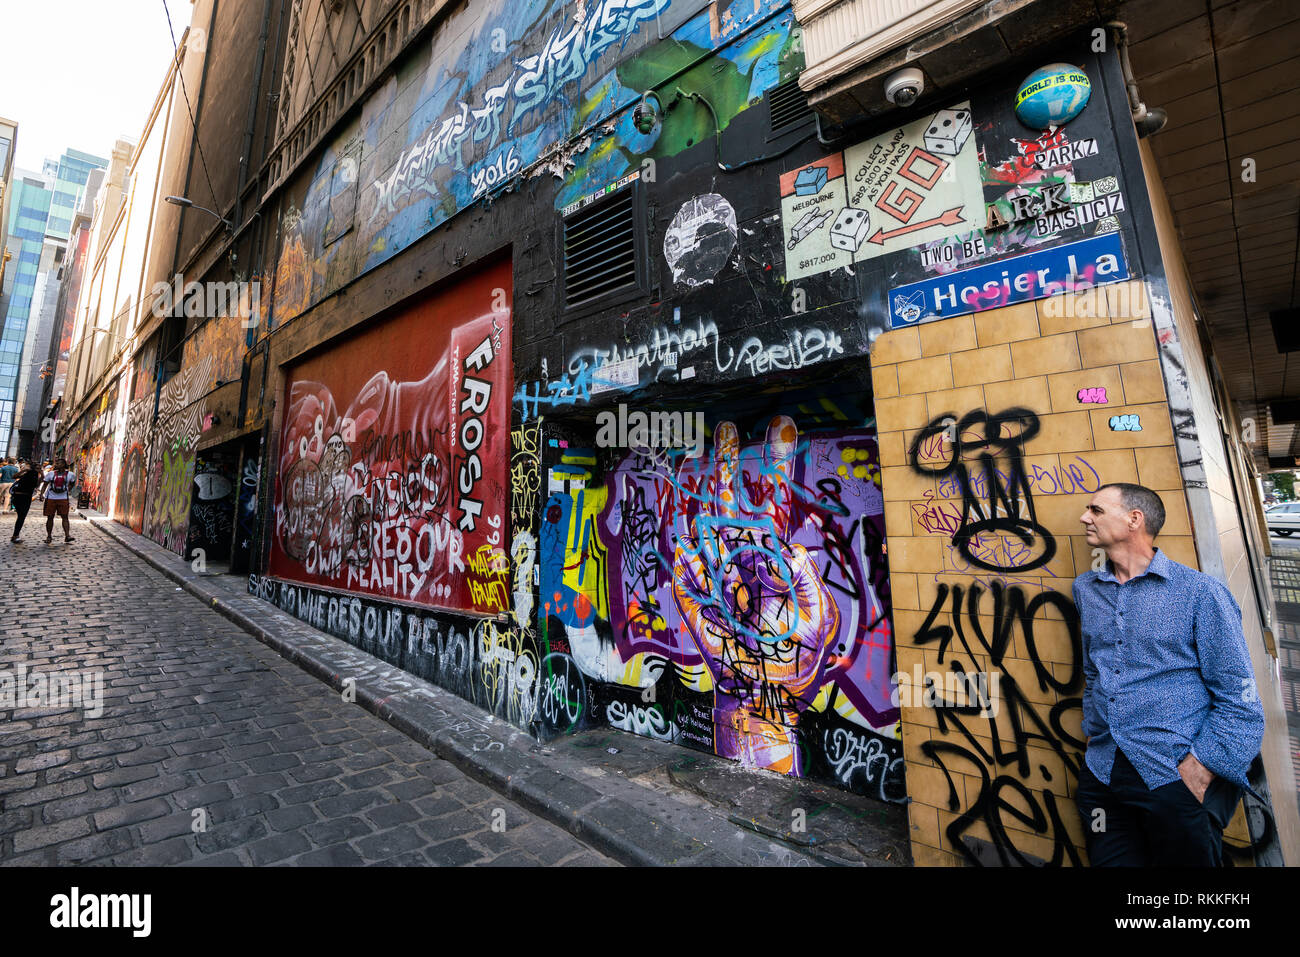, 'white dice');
829,207,871,252
923,108,973,156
